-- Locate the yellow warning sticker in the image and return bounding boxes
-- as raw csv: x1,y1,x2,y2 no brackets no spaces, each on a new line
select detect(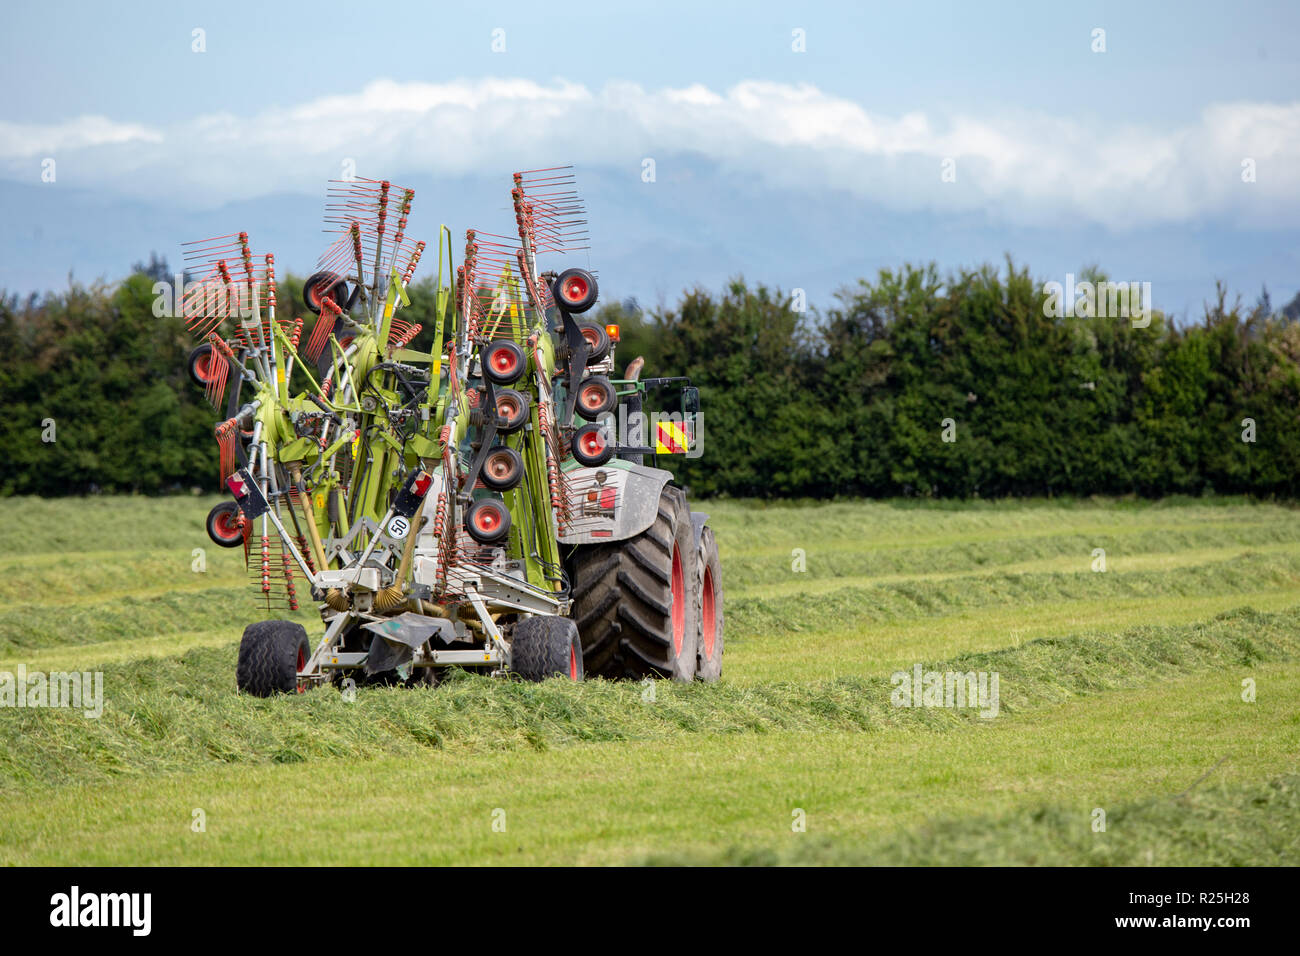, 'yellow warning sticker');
655,420,689,454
